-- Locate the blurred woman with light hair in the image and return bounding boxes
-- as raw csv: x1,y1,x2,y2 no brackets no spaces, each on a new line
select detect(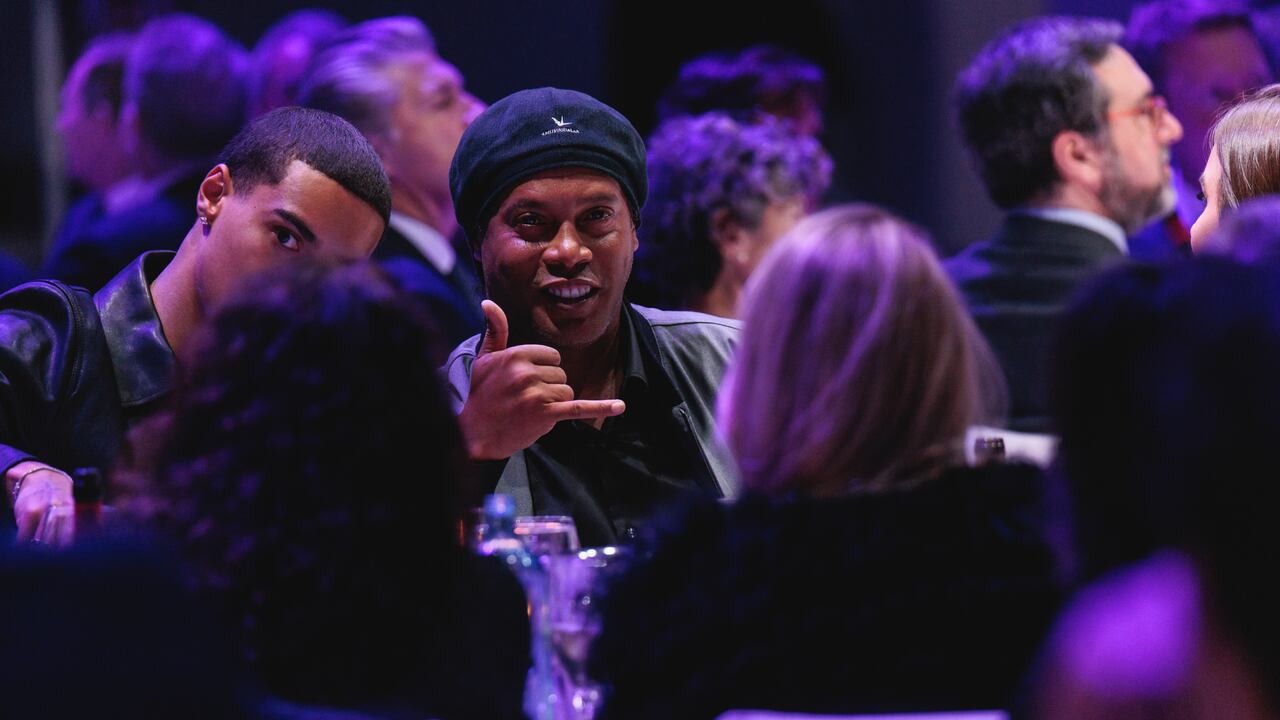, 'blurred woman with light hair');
720,203,1005,495
589,205,1061,719
1190,83,1280,249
